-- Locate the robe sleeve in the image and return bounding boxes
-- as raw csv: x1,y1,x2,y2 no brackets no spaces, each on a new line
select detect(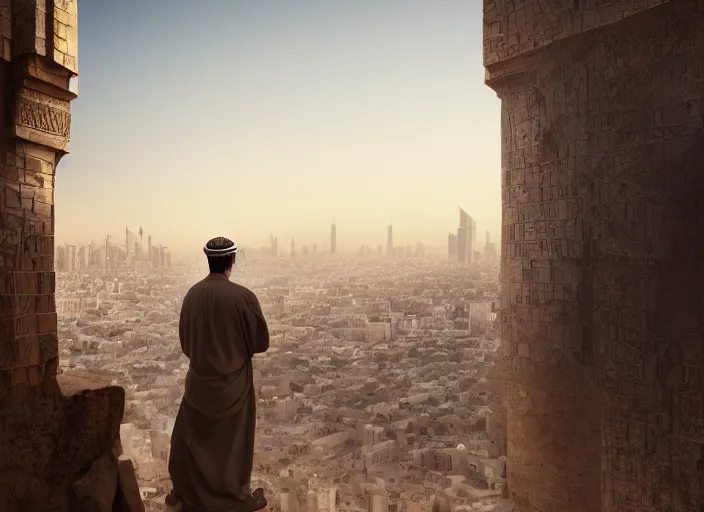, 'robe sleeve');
178,293,190,355
242,292,270,355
